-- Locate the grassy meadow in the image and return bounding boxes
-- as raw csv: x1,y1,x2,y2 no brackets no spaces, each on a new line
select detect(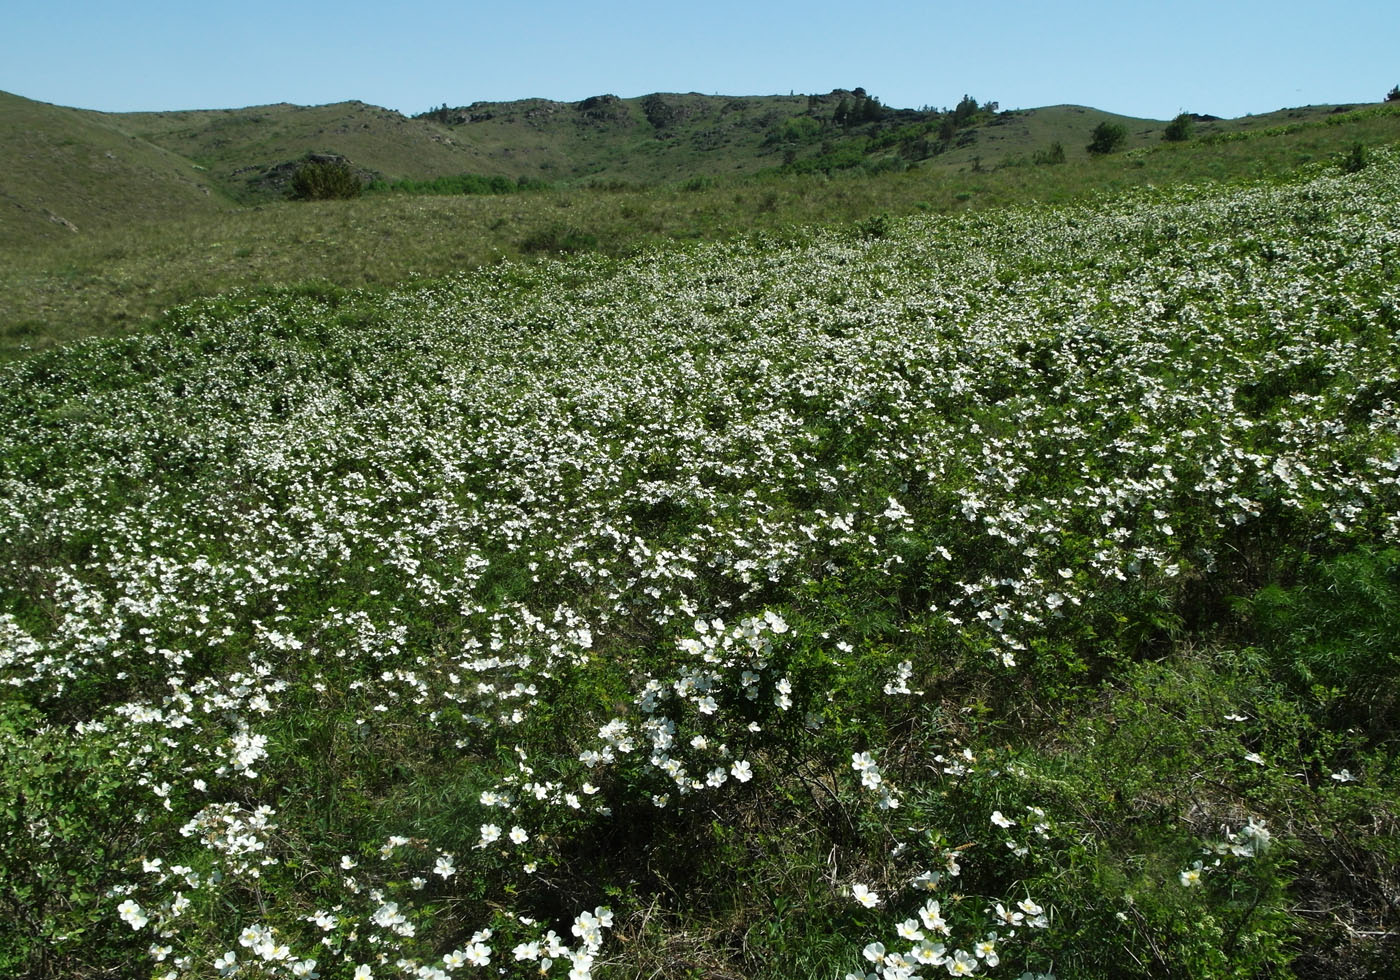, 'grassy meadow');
4,97,1398,358
3,108,1400,980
